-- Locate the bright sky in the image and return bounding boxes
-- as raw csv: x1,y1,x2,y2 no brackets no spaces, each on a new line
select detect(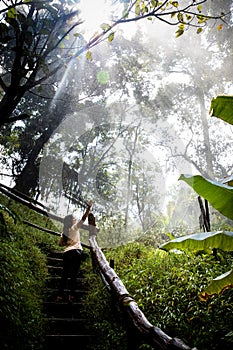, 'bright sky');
78,0,115,37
